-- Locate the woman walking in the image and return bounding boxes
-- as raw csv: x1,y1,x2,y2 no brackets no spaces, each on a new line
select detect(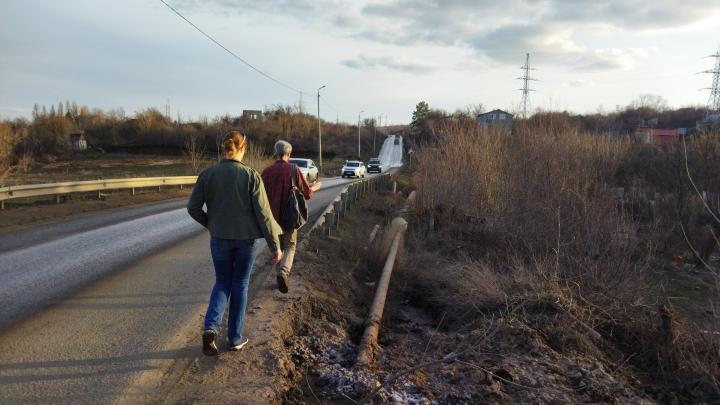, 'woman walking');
187,131,282,355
